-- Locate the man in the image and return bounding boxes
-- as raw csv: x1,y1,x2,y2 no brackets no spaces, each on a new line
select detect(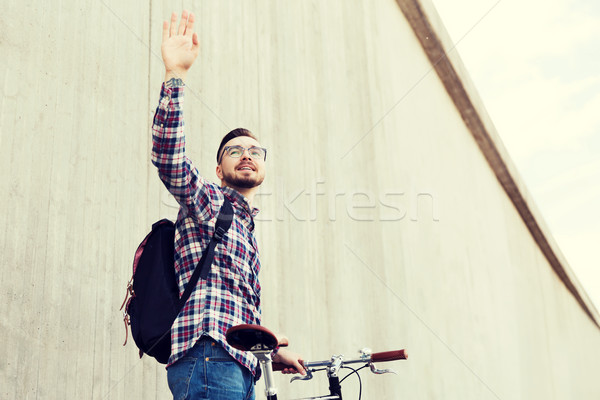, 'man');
152,10,304,400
